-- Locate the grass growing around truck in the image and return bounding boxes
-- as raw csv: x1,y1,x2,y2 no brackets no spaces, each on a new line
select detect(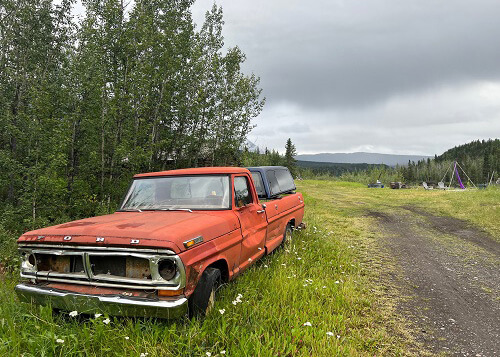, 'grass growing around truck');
0,181,498,356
